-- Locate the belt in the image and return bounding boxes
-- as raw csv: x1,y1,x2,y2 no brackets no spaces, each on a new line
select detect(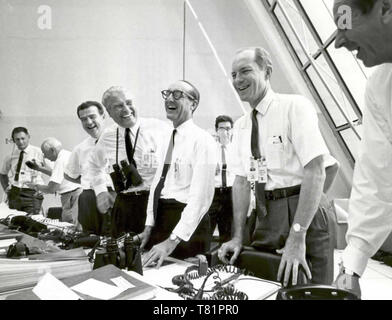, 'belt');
265,185,301,201
215,186,232,193
122,190,149,196
60,188,80,196
11,186,35,192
